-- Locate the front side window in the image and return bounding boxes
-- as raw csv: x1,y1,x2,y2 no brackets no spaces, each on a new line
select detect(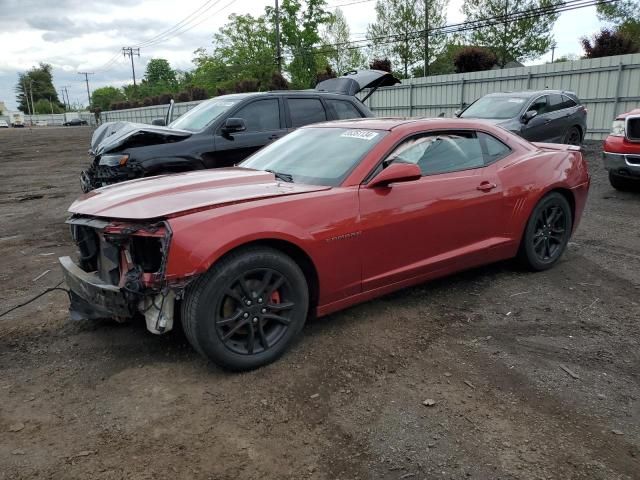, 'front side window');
327,99,363,120
528,96,548,115
387,131,484,175
241,127,385,186
232,99,280,132
288,98,327,127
